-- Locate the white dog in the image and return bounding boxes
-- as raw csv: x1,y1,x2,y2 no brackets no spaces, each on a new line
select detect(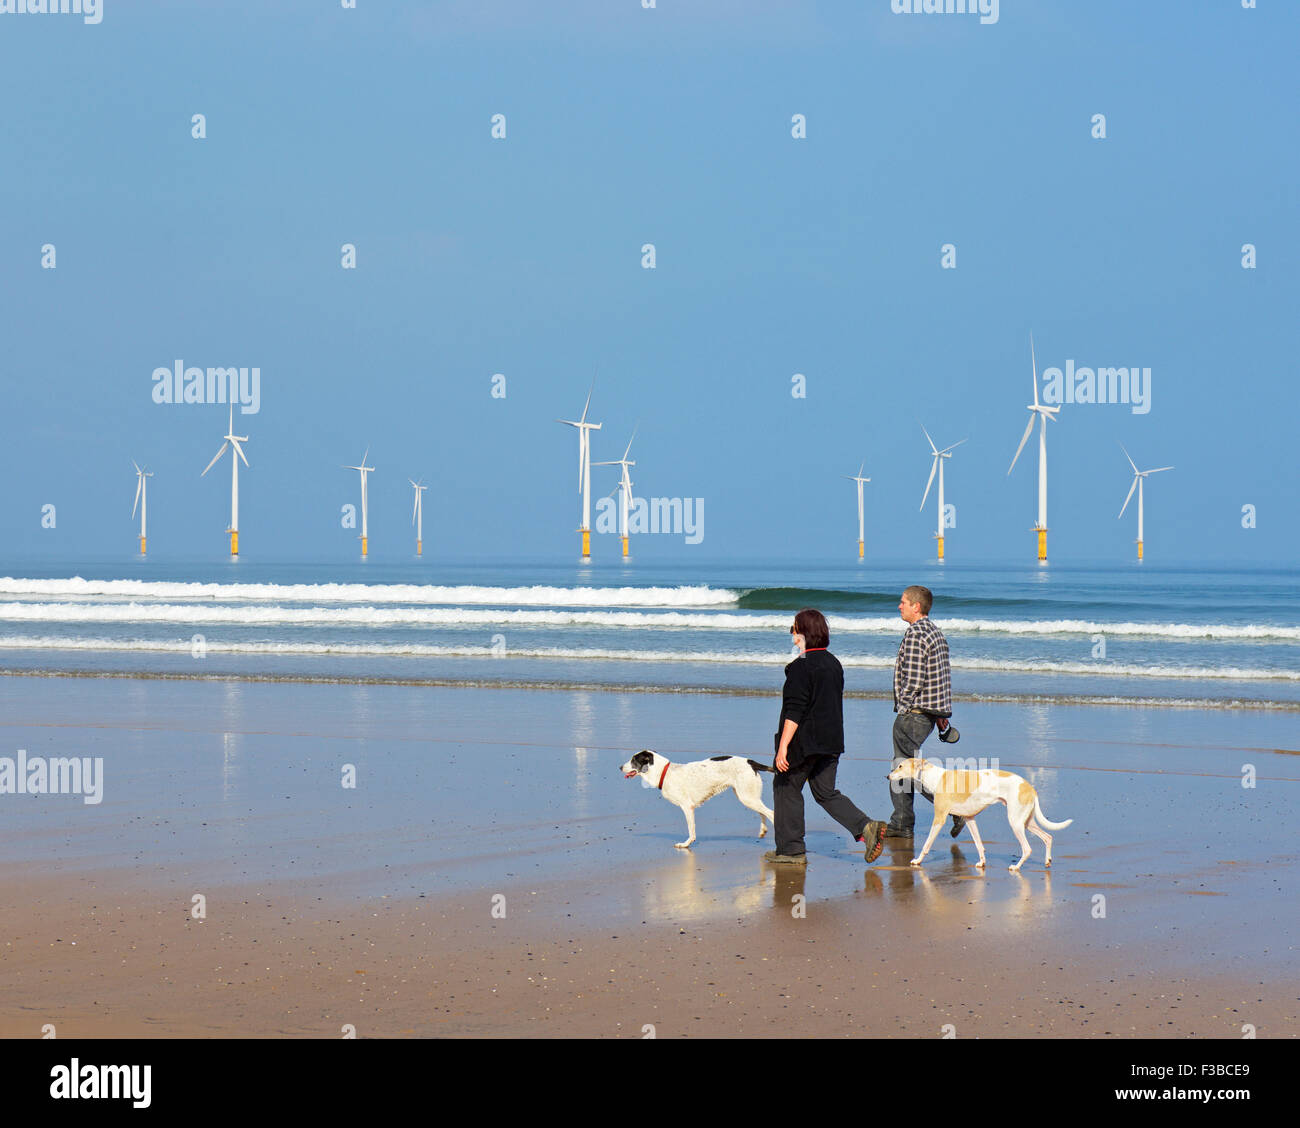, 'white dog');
887,757,1073,872
620,749,775,849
